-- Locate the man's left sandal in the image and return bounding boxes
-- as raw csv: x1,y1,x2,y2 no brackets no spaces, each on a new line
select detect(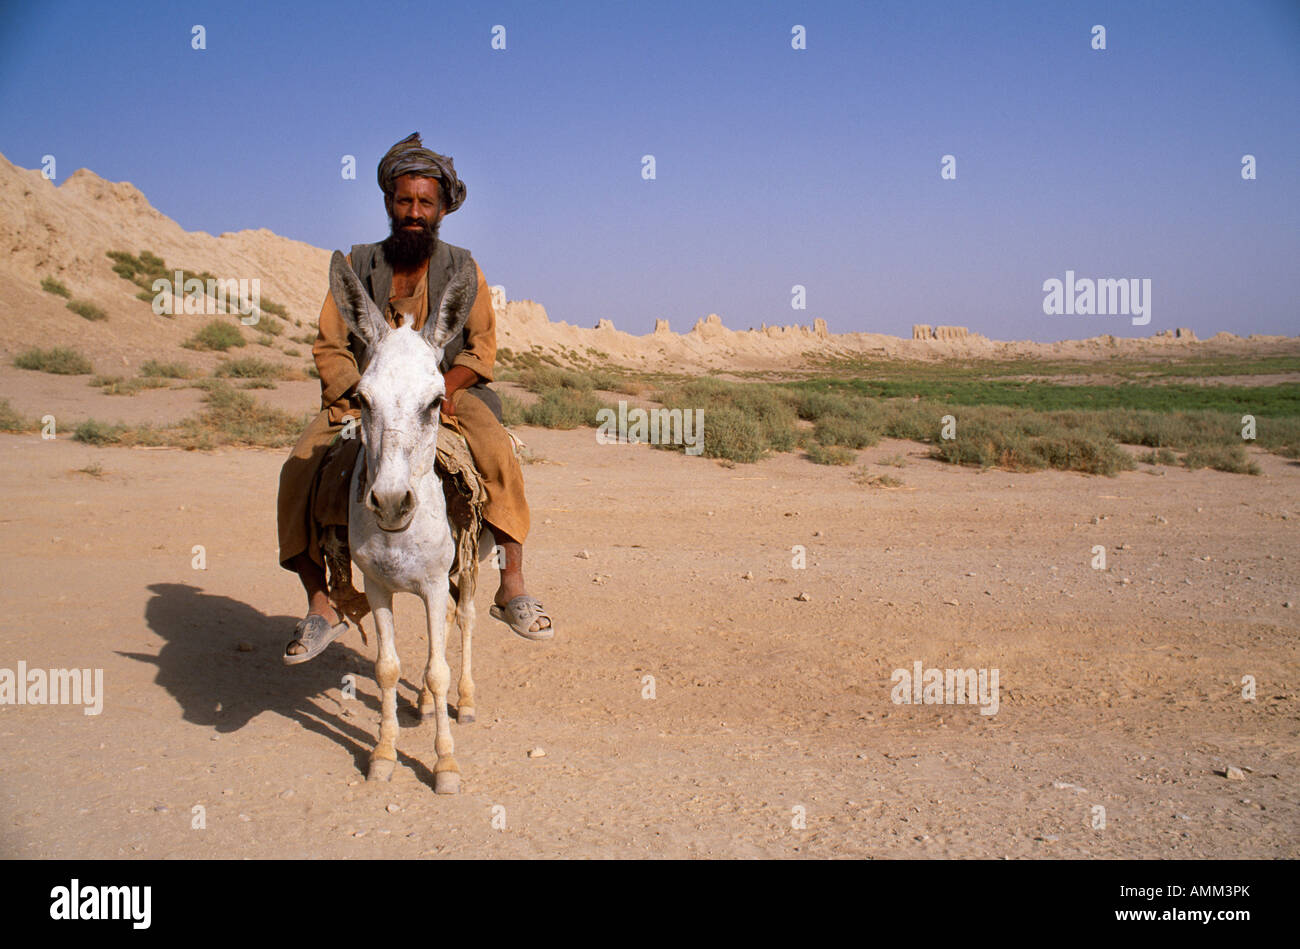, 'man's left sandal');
489,595,554,641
